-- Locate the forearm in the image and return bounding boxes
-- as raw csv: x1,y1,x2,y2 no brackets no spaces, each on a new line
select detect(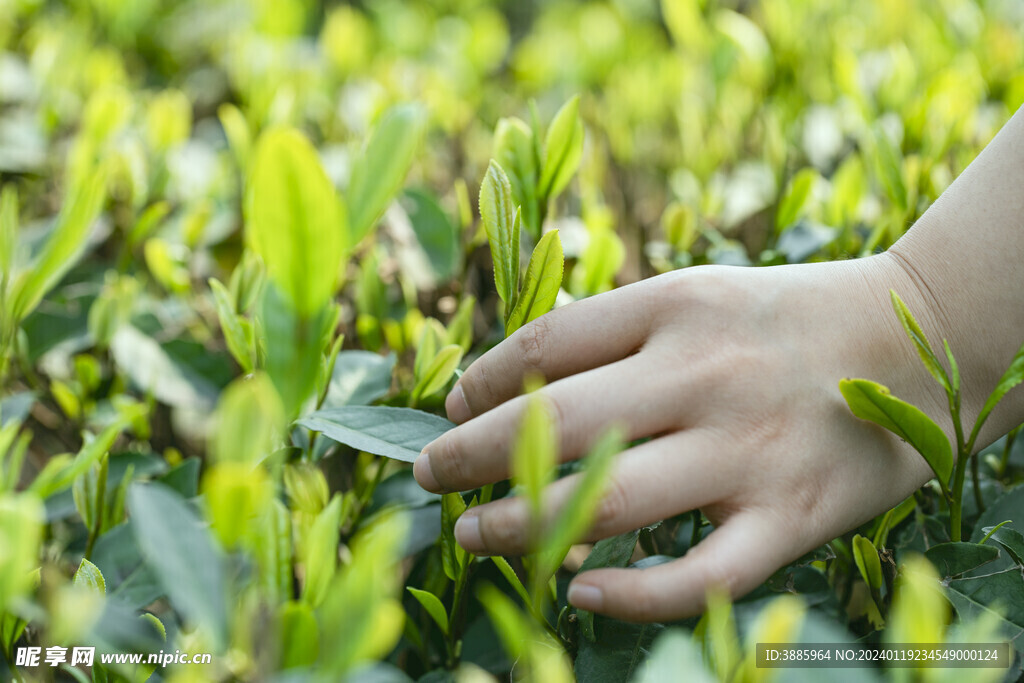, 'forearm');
884,105,1024,447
